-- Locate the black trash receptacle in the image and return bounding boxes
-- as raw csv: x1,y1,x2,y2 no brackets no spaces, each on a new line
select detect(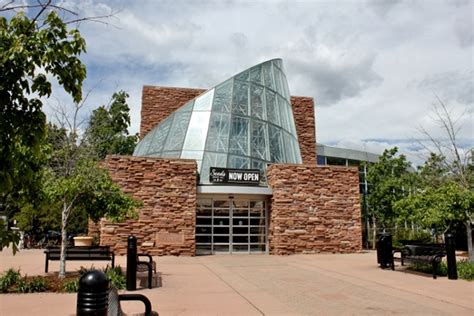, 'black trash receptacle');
376,232,394,270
